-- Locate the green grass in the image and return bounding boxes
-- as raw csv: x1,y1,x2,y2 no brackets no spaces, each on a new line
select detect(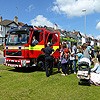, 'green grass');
0,45,4,51
0,65,100,100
